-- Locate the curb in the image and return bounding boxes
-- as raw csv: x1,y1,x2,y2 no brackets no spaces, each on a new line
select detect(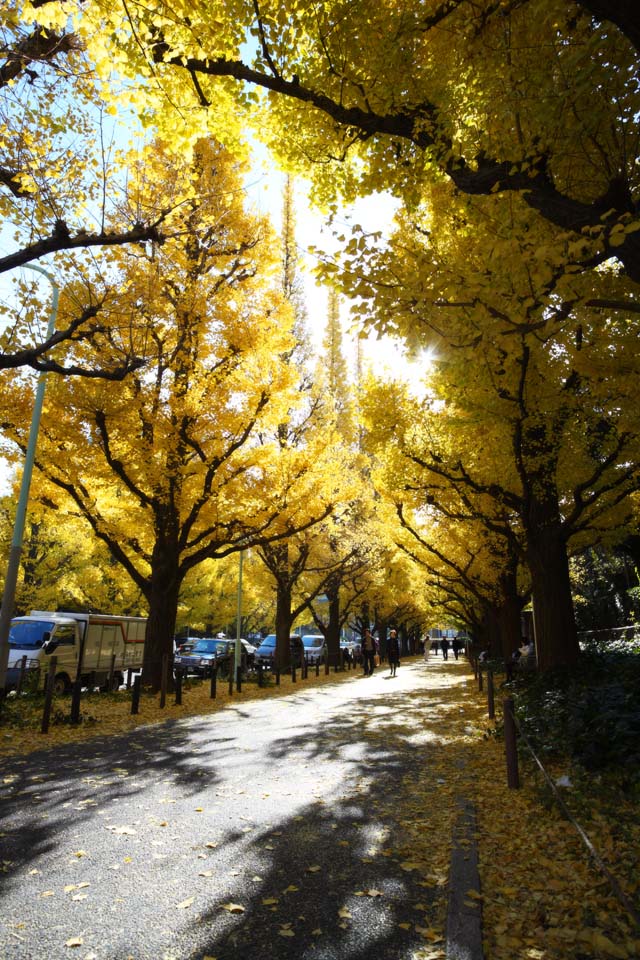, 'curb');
446,796,484,960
